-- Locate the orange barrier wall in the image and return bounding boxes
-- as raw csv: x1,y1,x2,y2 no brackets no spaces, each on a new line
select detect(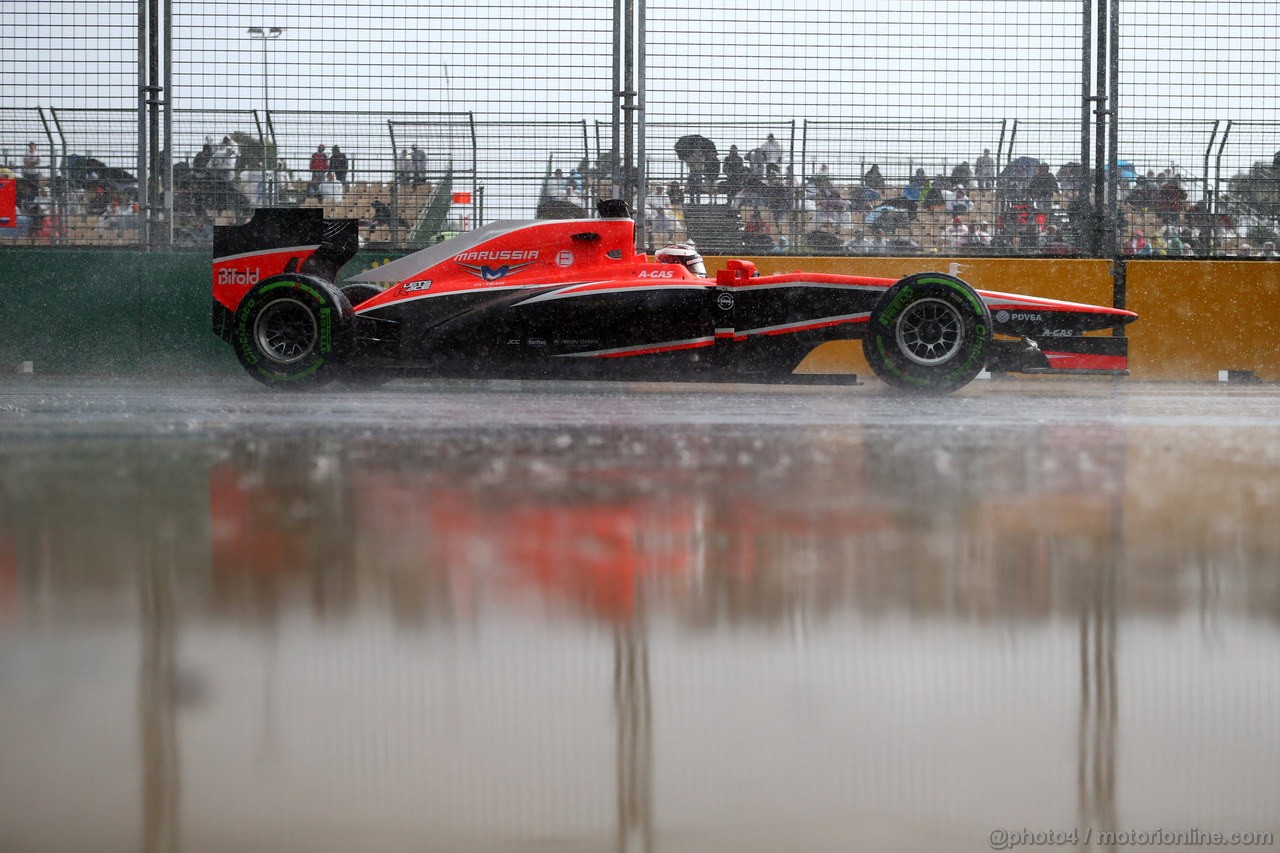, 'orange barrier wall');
706,256,1280,381
1125,260,1280,381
